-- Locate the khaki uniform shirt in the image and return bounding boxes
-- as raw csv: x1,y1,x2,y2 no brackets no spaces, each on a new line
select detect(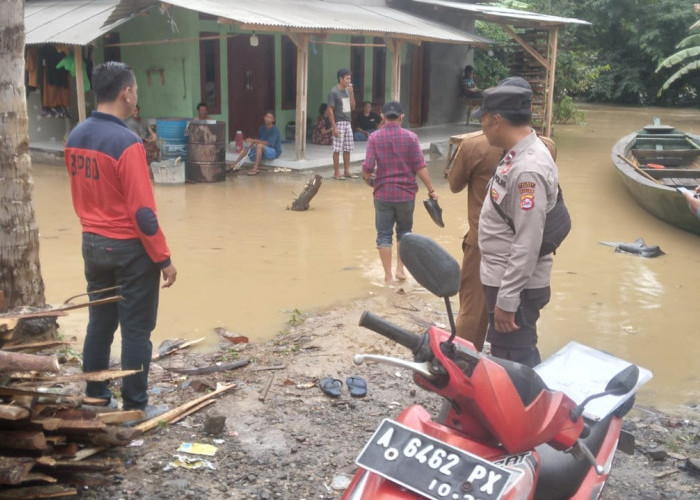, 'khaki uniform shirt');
478,130,559,312
448,132,504,246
